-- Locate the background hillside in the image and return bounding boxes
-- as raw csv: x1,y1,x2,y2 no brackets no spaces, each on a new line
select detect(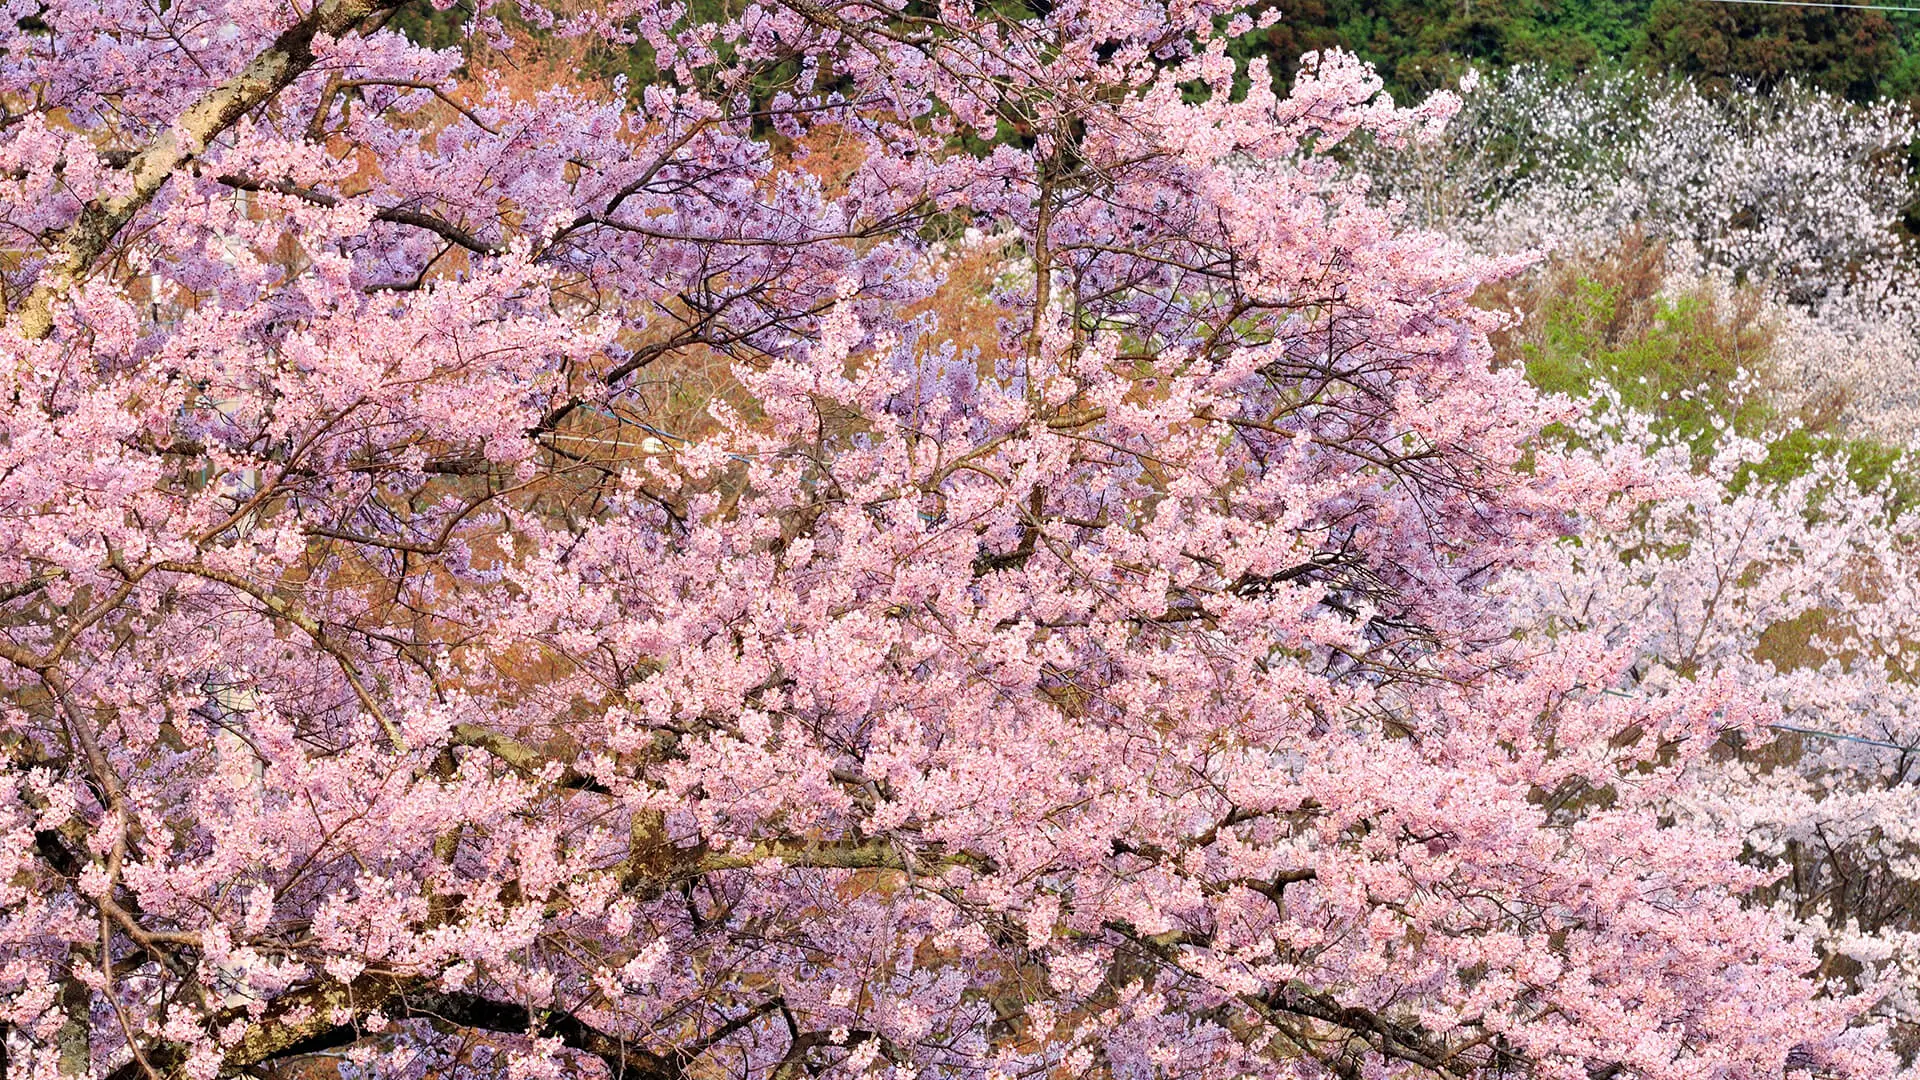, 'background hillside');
1237,0,1920,100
